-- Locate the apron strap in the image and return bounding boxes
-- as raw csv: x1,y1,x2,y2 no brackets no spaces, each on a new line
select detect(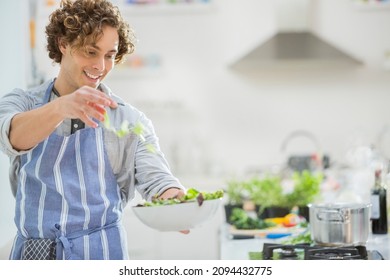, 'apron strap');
54,221,120,260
